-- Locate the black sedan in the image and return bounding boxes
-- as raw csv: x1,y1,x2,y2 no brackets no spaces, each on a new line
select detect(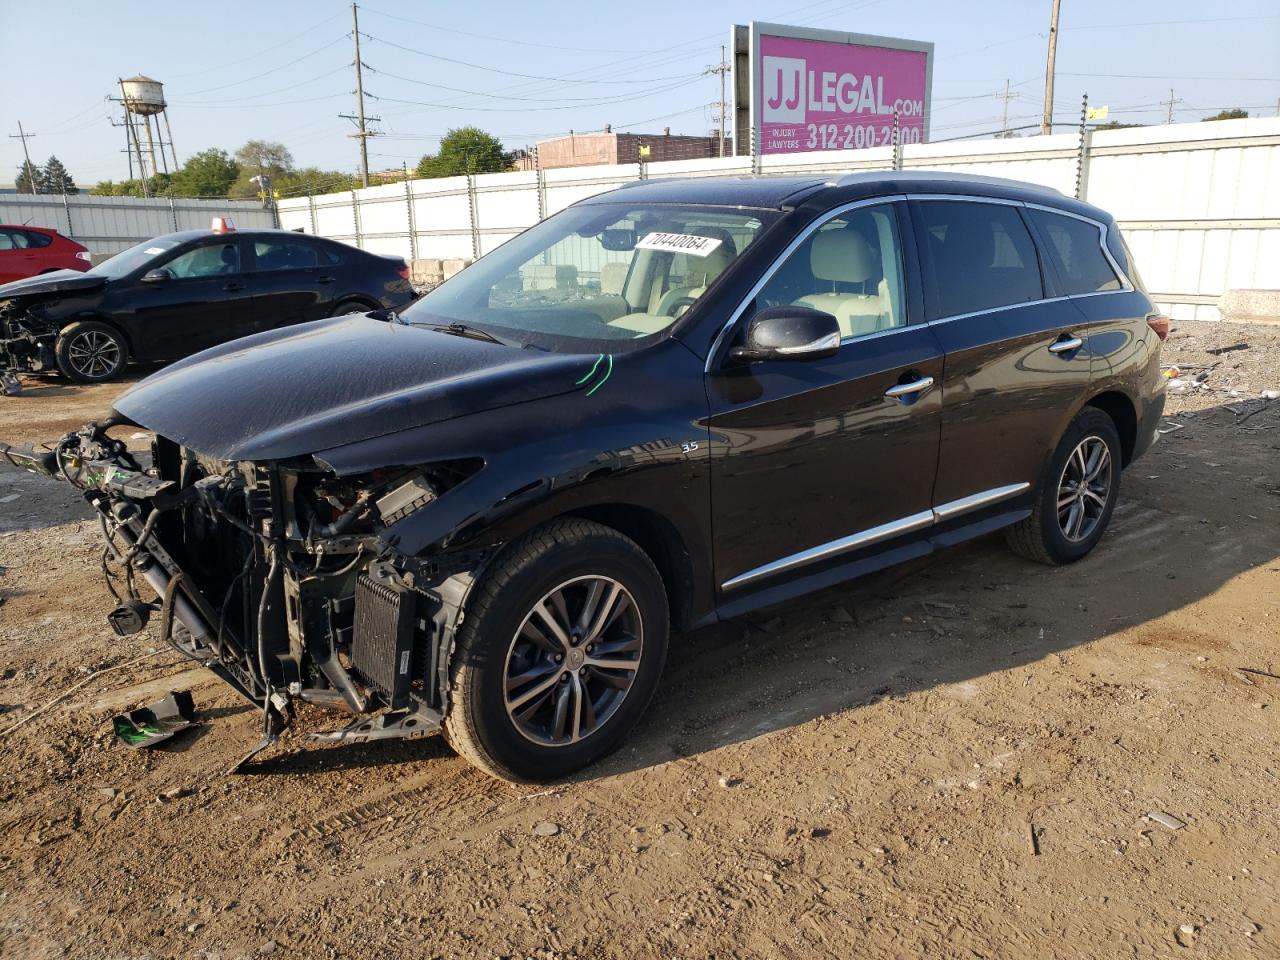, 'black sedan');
0,225,415,385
